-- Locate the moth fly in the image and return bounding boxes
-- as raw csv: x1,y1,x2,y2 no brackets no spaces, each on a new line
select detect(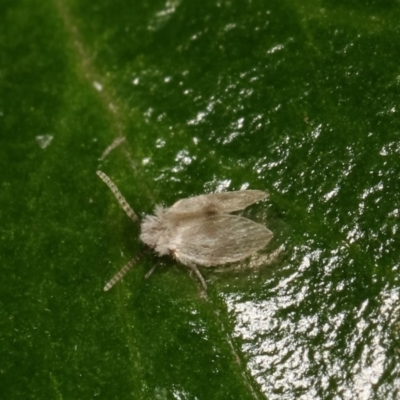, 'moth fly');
97,171,273,291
